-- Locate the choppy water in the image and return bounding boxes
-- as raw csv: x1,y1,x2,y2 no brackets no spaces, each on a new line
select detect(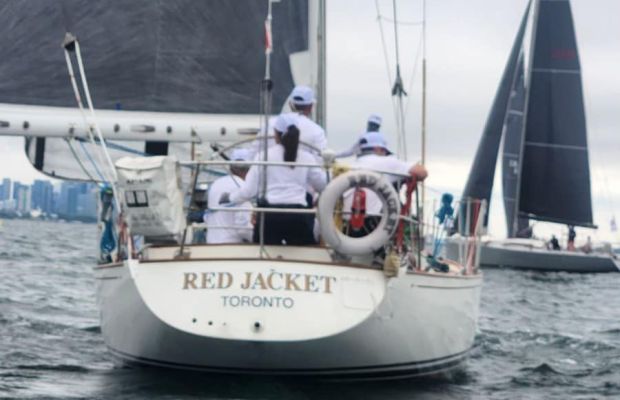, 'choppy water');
1,219,619,399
